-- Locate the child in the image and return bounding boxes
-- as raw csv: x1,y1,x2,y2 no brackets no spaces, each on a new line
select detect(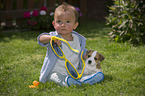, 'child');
37,2,104,86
